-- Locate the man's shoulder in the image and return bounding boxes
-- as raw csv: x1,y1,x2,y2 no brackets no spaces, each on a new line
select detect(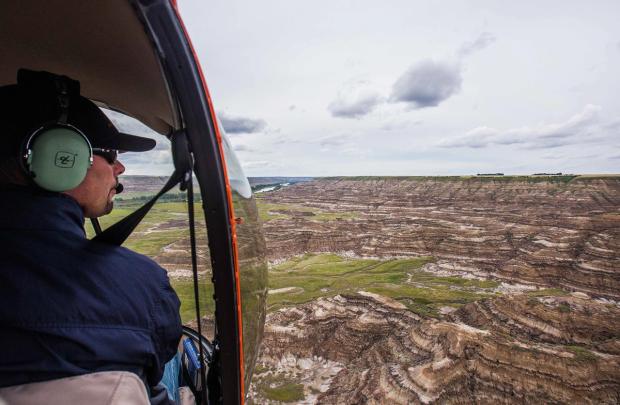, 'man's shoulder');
87,241,171,285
